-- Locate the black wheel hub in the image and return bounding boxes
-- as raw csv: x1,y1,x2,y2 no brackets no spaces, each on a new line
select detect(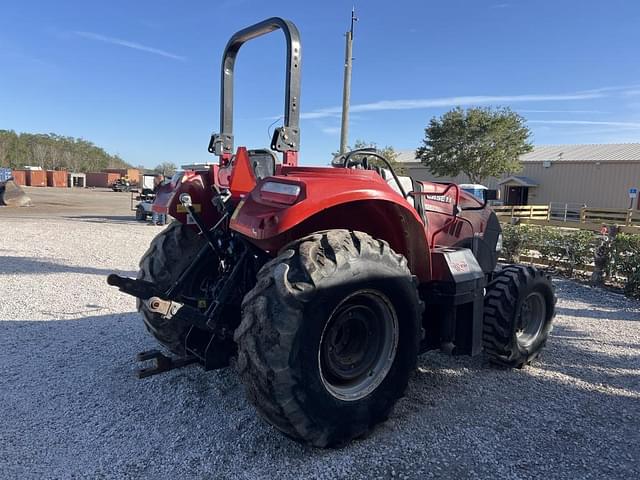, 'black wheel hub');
516,291,546,348
319,290,398,401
